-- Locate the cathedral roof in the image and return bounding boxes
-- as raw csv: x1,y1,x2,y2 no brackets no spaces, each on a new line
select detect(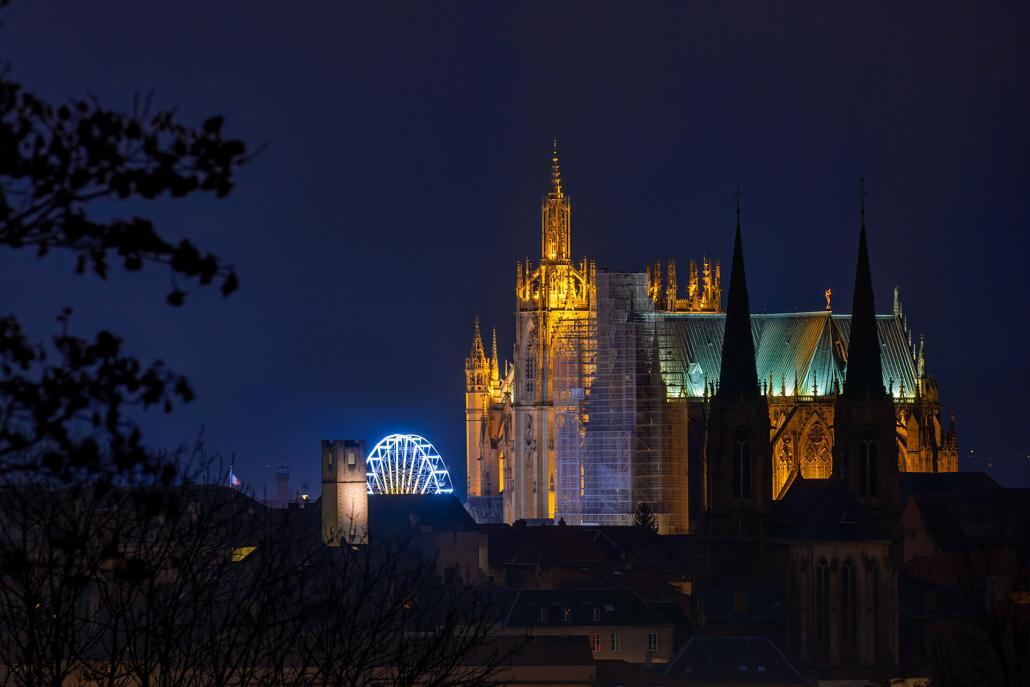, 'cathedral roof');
651,311,919,400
